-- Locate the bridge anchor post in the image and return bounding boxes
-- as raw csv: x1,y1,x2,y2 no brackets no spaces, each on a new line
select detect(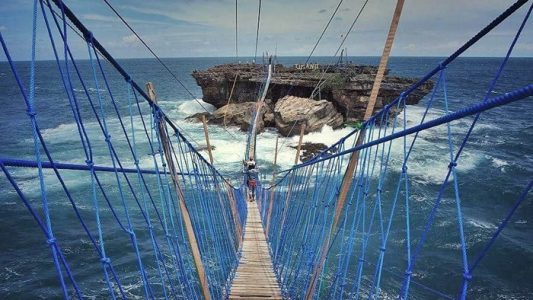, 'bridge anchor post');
146,82,212,300
304,0,405,298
